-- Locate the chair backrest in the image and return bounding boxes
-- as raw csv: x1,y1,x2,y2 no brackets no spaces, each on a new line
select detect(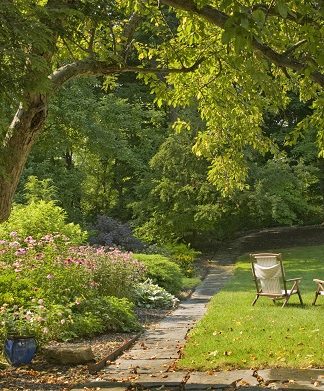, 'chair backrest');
250,253,285,294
